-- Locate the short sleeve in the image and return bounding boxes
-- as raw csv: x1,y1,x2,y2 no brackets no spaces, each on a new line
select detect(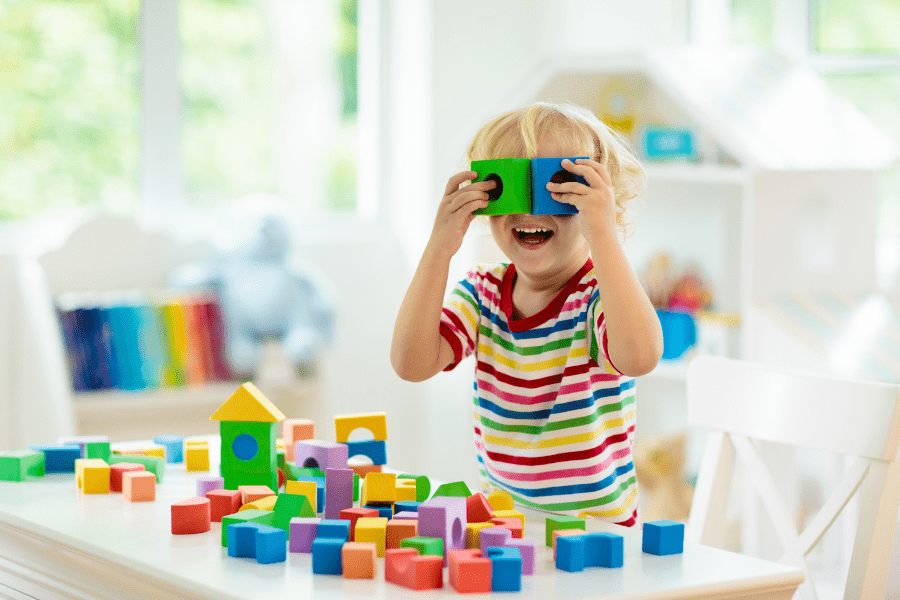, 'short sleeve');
587,293,622,376
439,270,481,371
